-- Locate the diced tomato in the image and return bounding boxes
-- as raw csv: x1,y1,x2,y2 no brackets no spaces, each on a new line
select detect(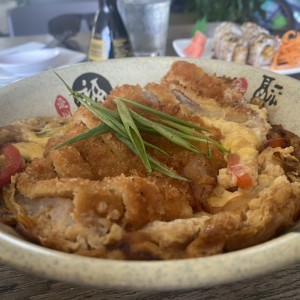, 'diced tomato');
0,144,23,188
227,153,253,188
183,31,207,58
